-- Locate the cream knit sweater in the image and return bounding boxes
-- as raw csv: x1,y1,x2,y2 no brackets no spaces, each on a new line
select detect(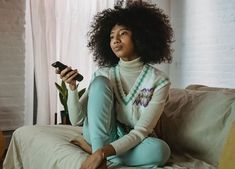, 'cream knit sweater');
67,58,170,155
